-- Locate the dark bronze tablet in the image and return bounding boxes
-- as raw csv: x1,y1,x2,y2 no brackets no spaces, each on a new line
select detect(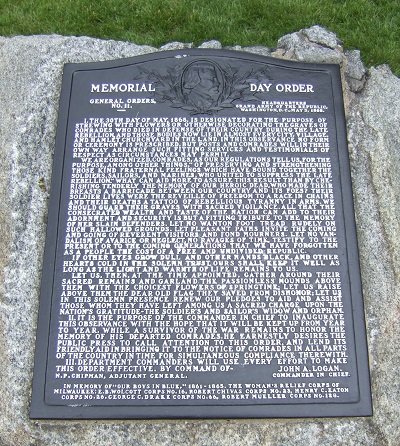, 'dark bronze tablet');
31,50,372,419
